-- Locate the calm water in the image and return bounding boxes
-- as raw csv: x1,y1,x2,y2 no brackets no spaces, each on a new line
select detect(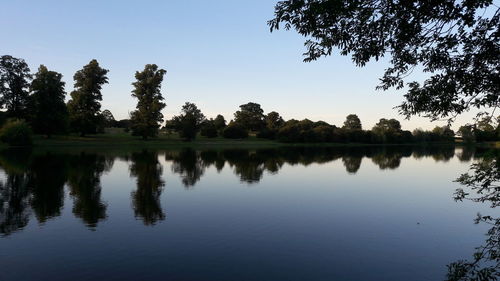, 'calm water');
0,145,497,281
